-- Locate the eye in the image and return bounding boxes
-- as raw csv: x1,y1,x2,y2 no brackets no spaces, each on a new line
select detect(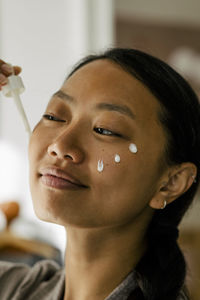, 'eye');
43,114,65,122
94,127,121,137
